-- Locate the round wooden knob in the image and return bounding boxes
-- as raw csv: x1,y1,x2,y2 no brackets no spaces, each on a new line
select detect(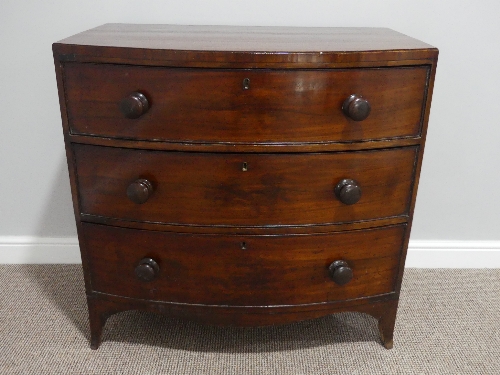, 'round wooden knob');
335,179,361,205
328,260,353,286
127,179,153,204
135,258,160,282
120,92,149,119
342,94,371,121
